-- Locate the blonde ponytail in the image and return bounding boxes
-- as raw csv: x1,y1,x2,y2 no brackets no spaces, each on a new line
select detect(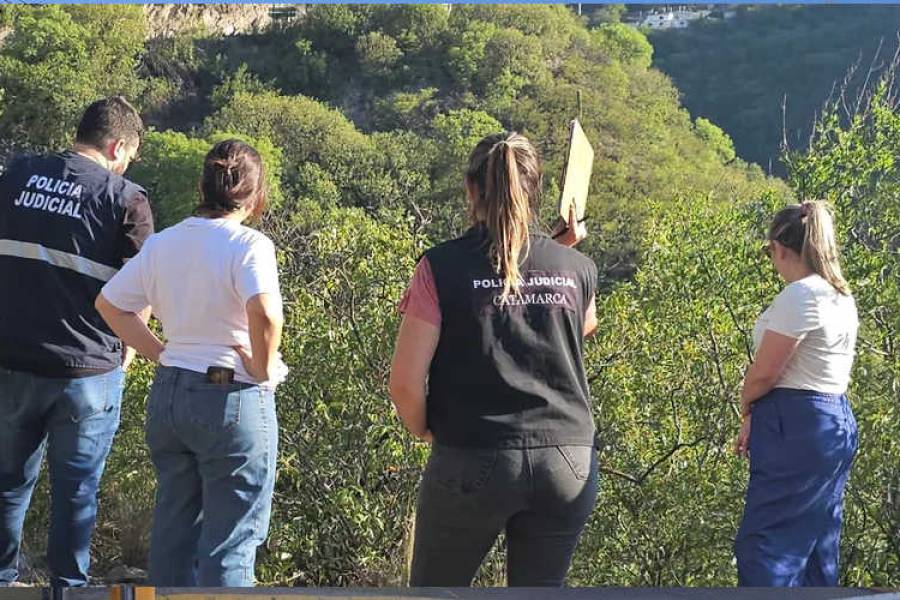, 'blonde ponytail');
801,200,851,295
769,200,851,295
465,132,542,301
